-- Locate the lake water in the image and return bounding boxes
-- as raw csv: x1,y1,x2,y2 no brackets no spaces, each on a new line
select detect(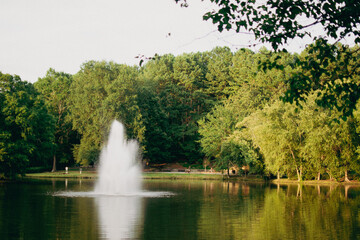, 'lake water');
0,178,360,240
